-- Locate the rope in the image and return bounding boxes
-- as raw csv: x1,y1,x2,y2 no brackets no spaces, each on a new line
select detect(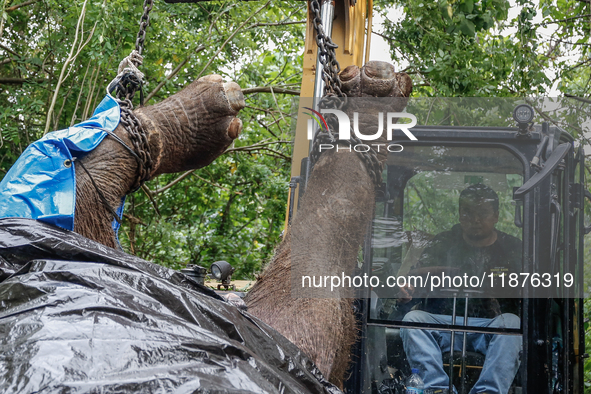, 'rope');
76,159,122,225
117,50,145,81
